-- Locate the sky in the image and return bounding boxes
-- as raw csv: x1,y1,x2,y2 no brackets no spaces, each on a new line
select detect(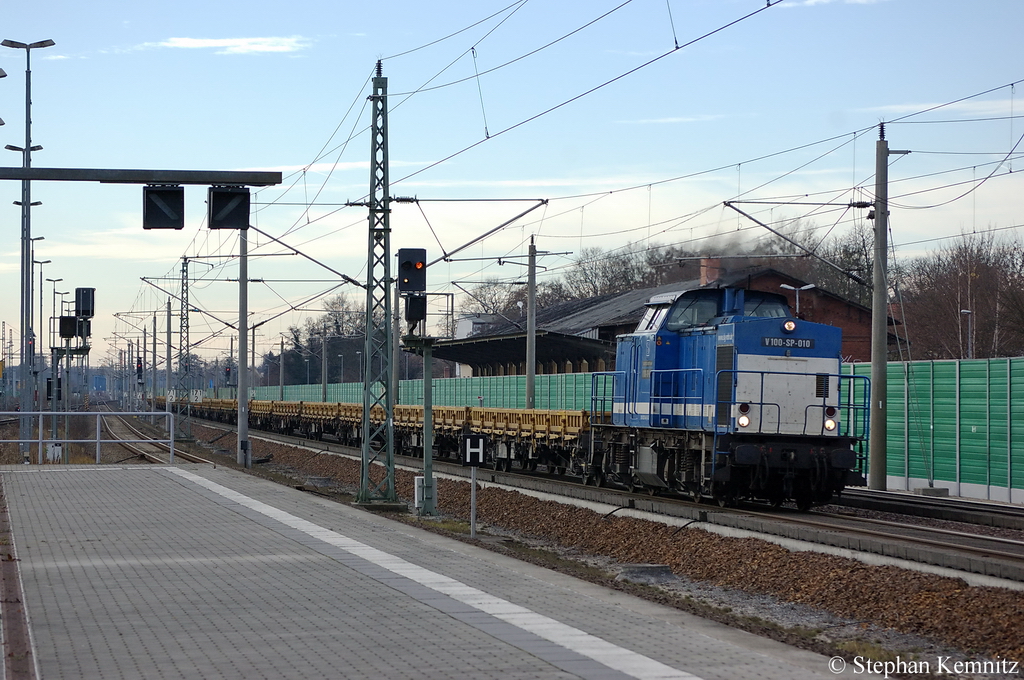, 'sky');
1,0,1022,373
